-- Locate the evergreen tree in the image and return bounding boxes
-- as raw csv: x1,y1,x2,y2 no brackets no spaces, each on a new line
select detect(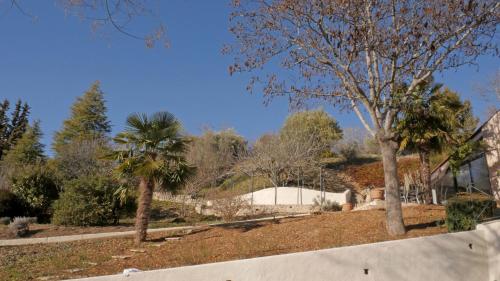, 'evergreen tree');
2,121,45,166
0,100,10,158
0,99,30,160
280,109,343,157
53,81,111,154
7,101,30,146
397,82,477,202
